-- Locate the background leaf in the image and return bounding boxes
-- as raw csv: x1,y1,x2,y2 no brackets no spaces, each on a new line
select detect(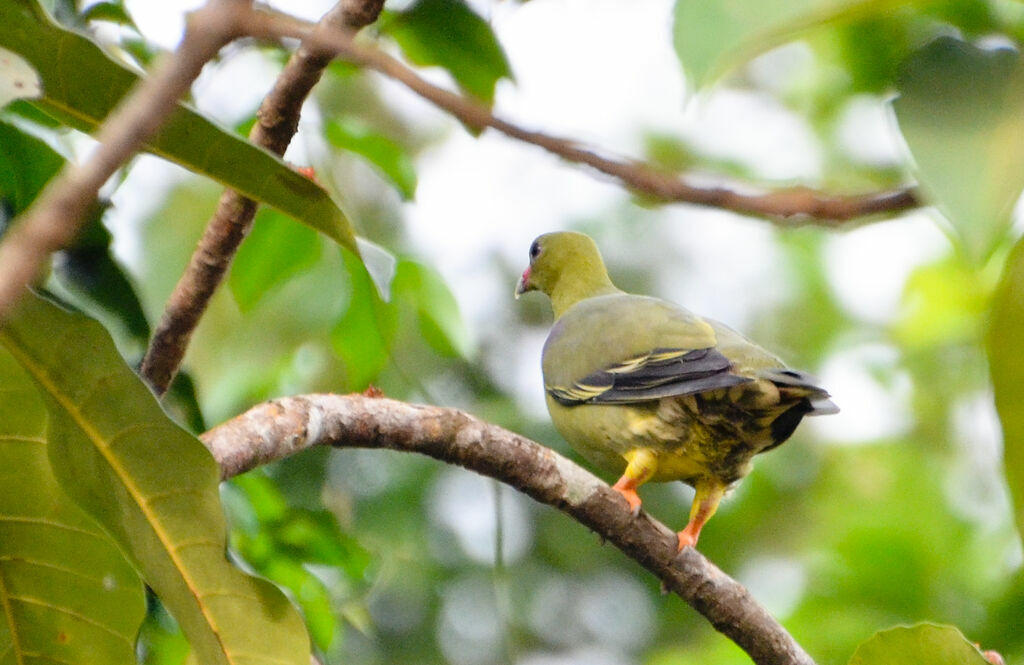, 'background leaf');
381,0,513,104
672,0,876,87
0,293,310,665
0,348,145,665
228,209,321,313
326,117,418,200
332,250,396,390
0,0,359,255
0,121,150,349
894,37,1024,263
392,259,472,359
0,120,64,213
848,623,991,665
